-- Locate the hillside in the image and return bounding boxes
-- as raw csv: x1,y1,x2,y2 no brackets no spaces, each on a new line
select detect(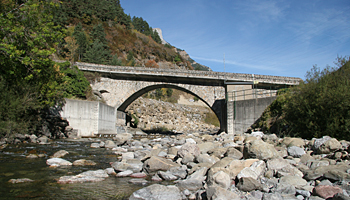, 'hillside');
54,0,211,71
